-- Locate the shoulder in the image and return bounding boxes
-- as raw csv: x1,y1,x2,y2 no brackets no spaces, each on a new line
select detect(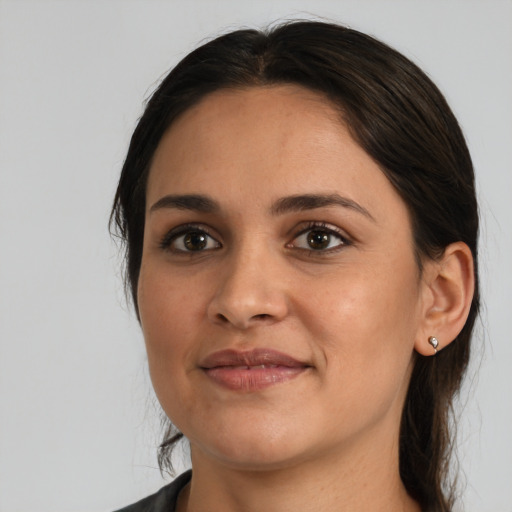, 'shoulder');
113,471,192,512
